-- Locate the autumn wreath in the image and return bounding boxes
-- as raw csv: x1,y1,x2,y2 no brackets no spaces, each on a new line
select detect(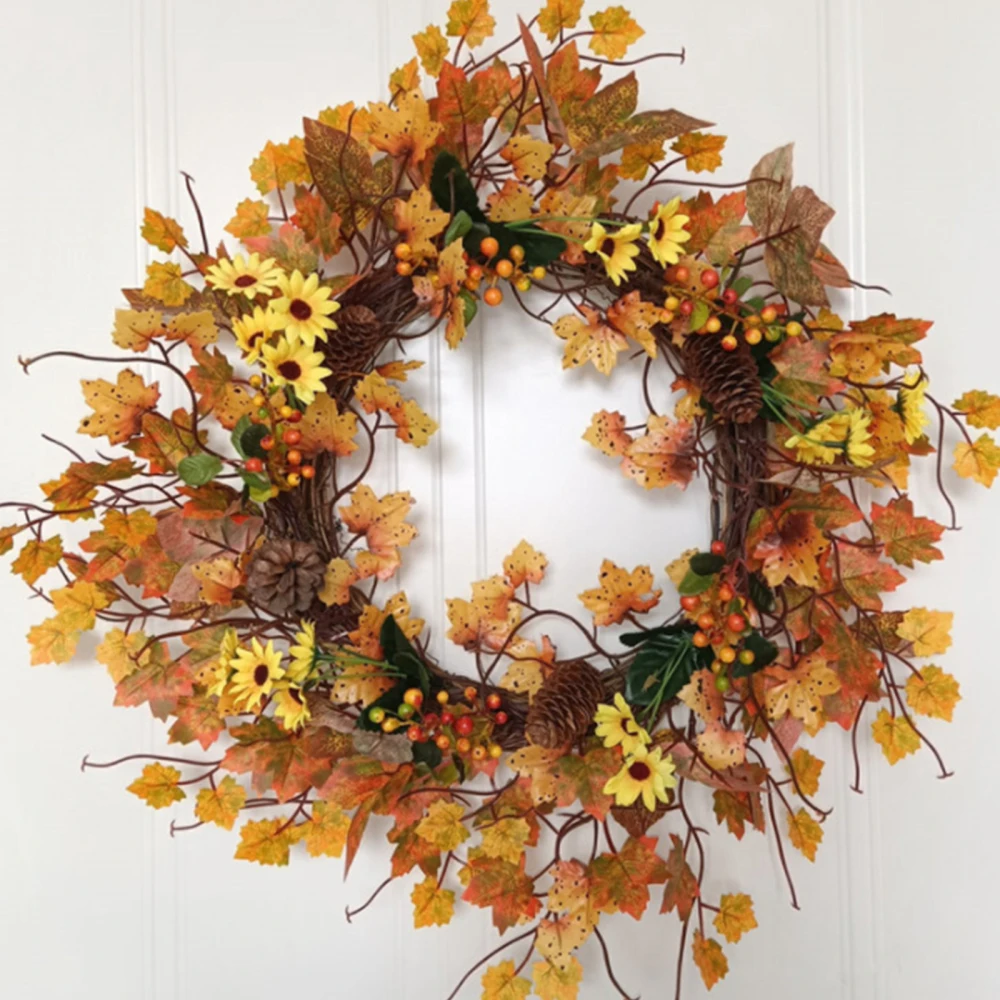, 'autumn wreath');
5,2,995,998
